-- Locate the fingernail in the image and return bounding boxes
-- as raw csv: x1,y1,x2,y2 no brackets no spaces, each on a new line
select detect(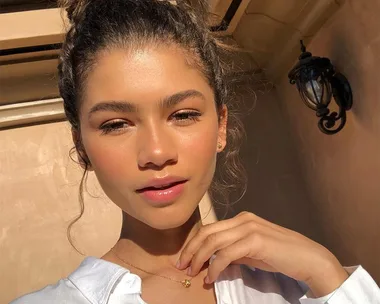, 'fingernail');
176,260,181,269
204,276,210,284
187,266,192,276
